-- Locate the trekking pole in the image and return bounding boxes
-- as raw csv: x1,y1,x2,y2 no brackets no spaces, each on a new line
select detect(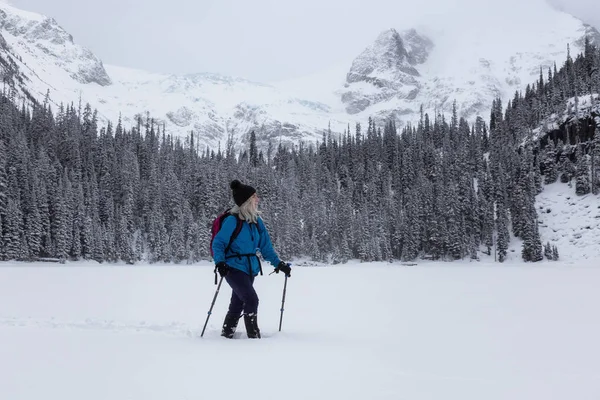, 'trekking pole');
278,274,288,332
201,275,224,338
